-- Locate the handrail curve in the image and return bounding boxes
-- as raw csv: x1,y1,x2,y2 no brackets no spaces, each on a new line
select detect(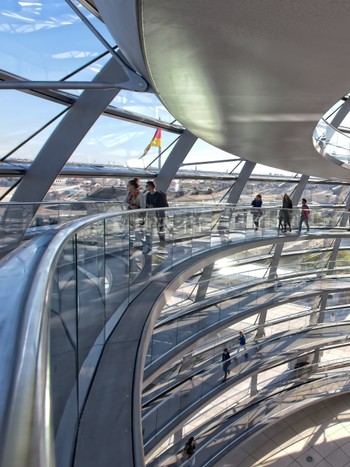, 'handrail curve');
1,205,350,466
